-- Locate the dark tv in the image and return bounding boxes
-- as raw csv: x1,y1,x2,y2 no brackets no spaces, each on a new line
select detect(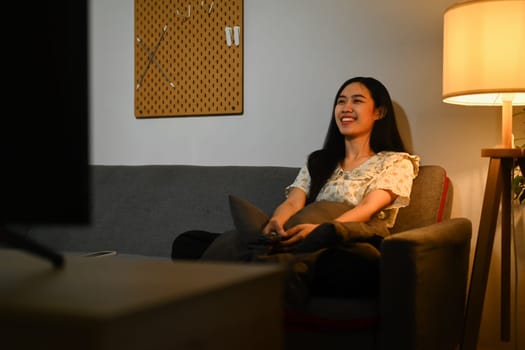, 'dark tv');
0,0,90,267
